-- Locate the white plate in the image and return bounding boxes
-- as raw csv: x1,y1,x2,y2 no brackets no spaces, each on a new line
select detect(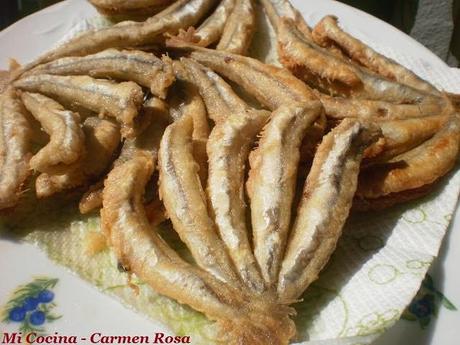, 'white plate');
1,0,459,344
